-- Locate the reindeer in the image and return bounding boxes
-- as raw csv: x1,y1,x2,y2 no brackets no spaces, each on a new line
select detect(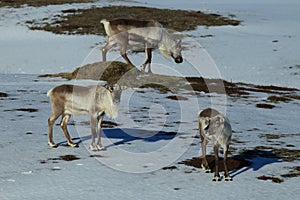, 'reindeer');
101,18,183,73
198,108,232,181
47,84,121,151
